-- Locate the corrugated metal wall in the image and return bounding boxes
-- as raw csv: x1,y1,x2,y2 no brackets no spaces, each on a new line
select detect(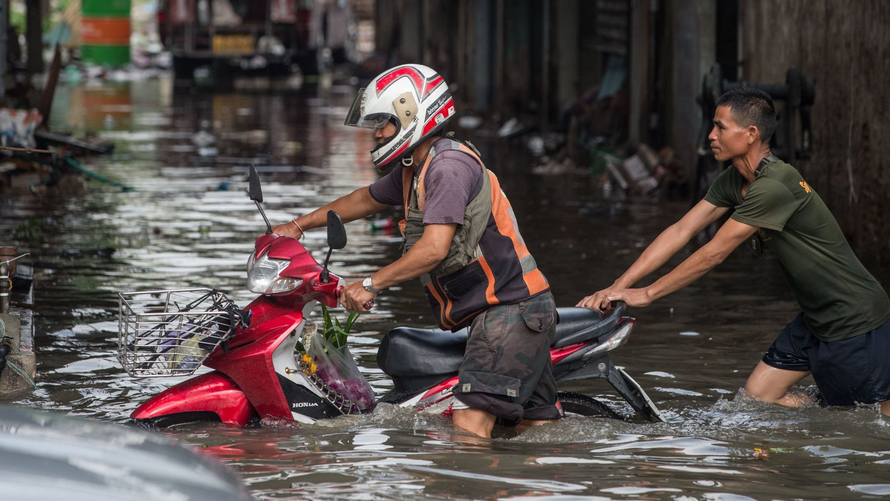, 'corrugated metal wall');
742,0,890,284
373,0,631,123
